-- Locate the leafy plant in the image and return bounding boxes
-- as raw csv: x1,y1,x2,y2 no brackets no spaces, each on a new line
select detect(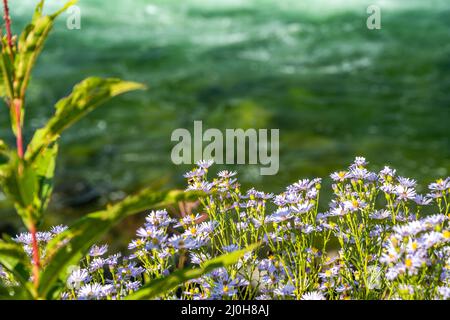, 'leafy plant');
0,0,255,300
3,158,448,300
